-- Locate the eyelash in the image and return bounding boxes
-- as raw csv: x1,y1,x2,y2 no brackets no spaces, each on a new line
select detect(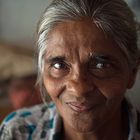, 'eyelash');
50,61,113,70
89,61,113,69
51,61,69,70
47,60,117,79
